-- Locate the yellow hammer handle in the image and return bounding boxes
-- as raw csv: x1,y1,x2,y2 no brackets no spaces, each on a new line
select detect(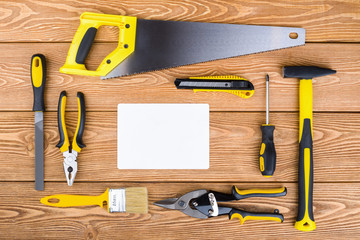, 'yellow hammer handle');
295,79,316,231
